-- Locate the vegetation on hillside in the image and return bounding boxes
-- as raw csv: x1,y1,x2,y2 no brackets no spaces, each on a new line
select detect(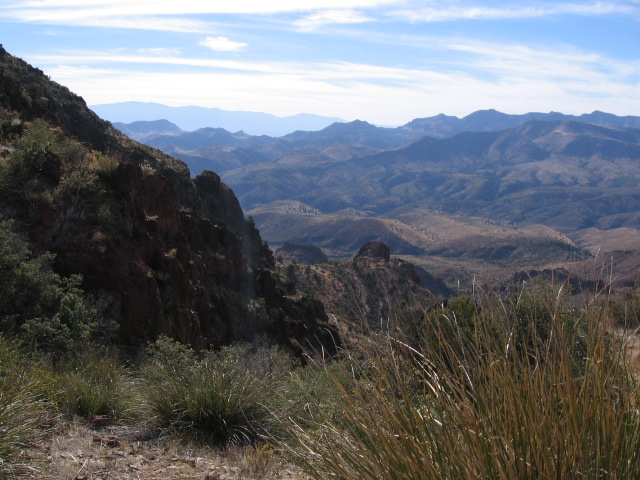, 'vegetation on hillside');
2,274,640,477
